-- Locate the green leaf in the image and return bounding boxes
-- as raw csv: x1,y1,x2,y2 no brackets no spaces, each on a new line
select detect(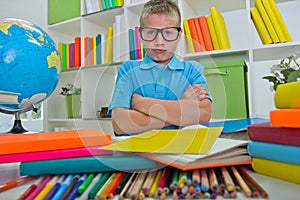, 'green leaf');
287,69,300,82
